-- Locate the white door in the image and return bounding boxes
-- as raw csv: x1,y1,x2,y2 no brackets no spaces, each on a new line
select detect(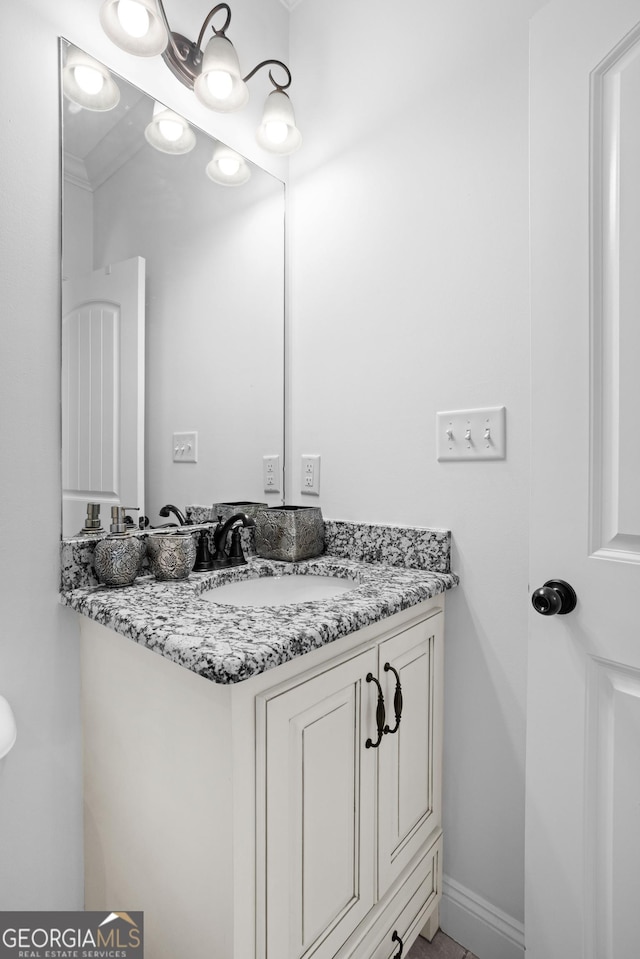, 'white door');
528,1,640,957
61,256,145,537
